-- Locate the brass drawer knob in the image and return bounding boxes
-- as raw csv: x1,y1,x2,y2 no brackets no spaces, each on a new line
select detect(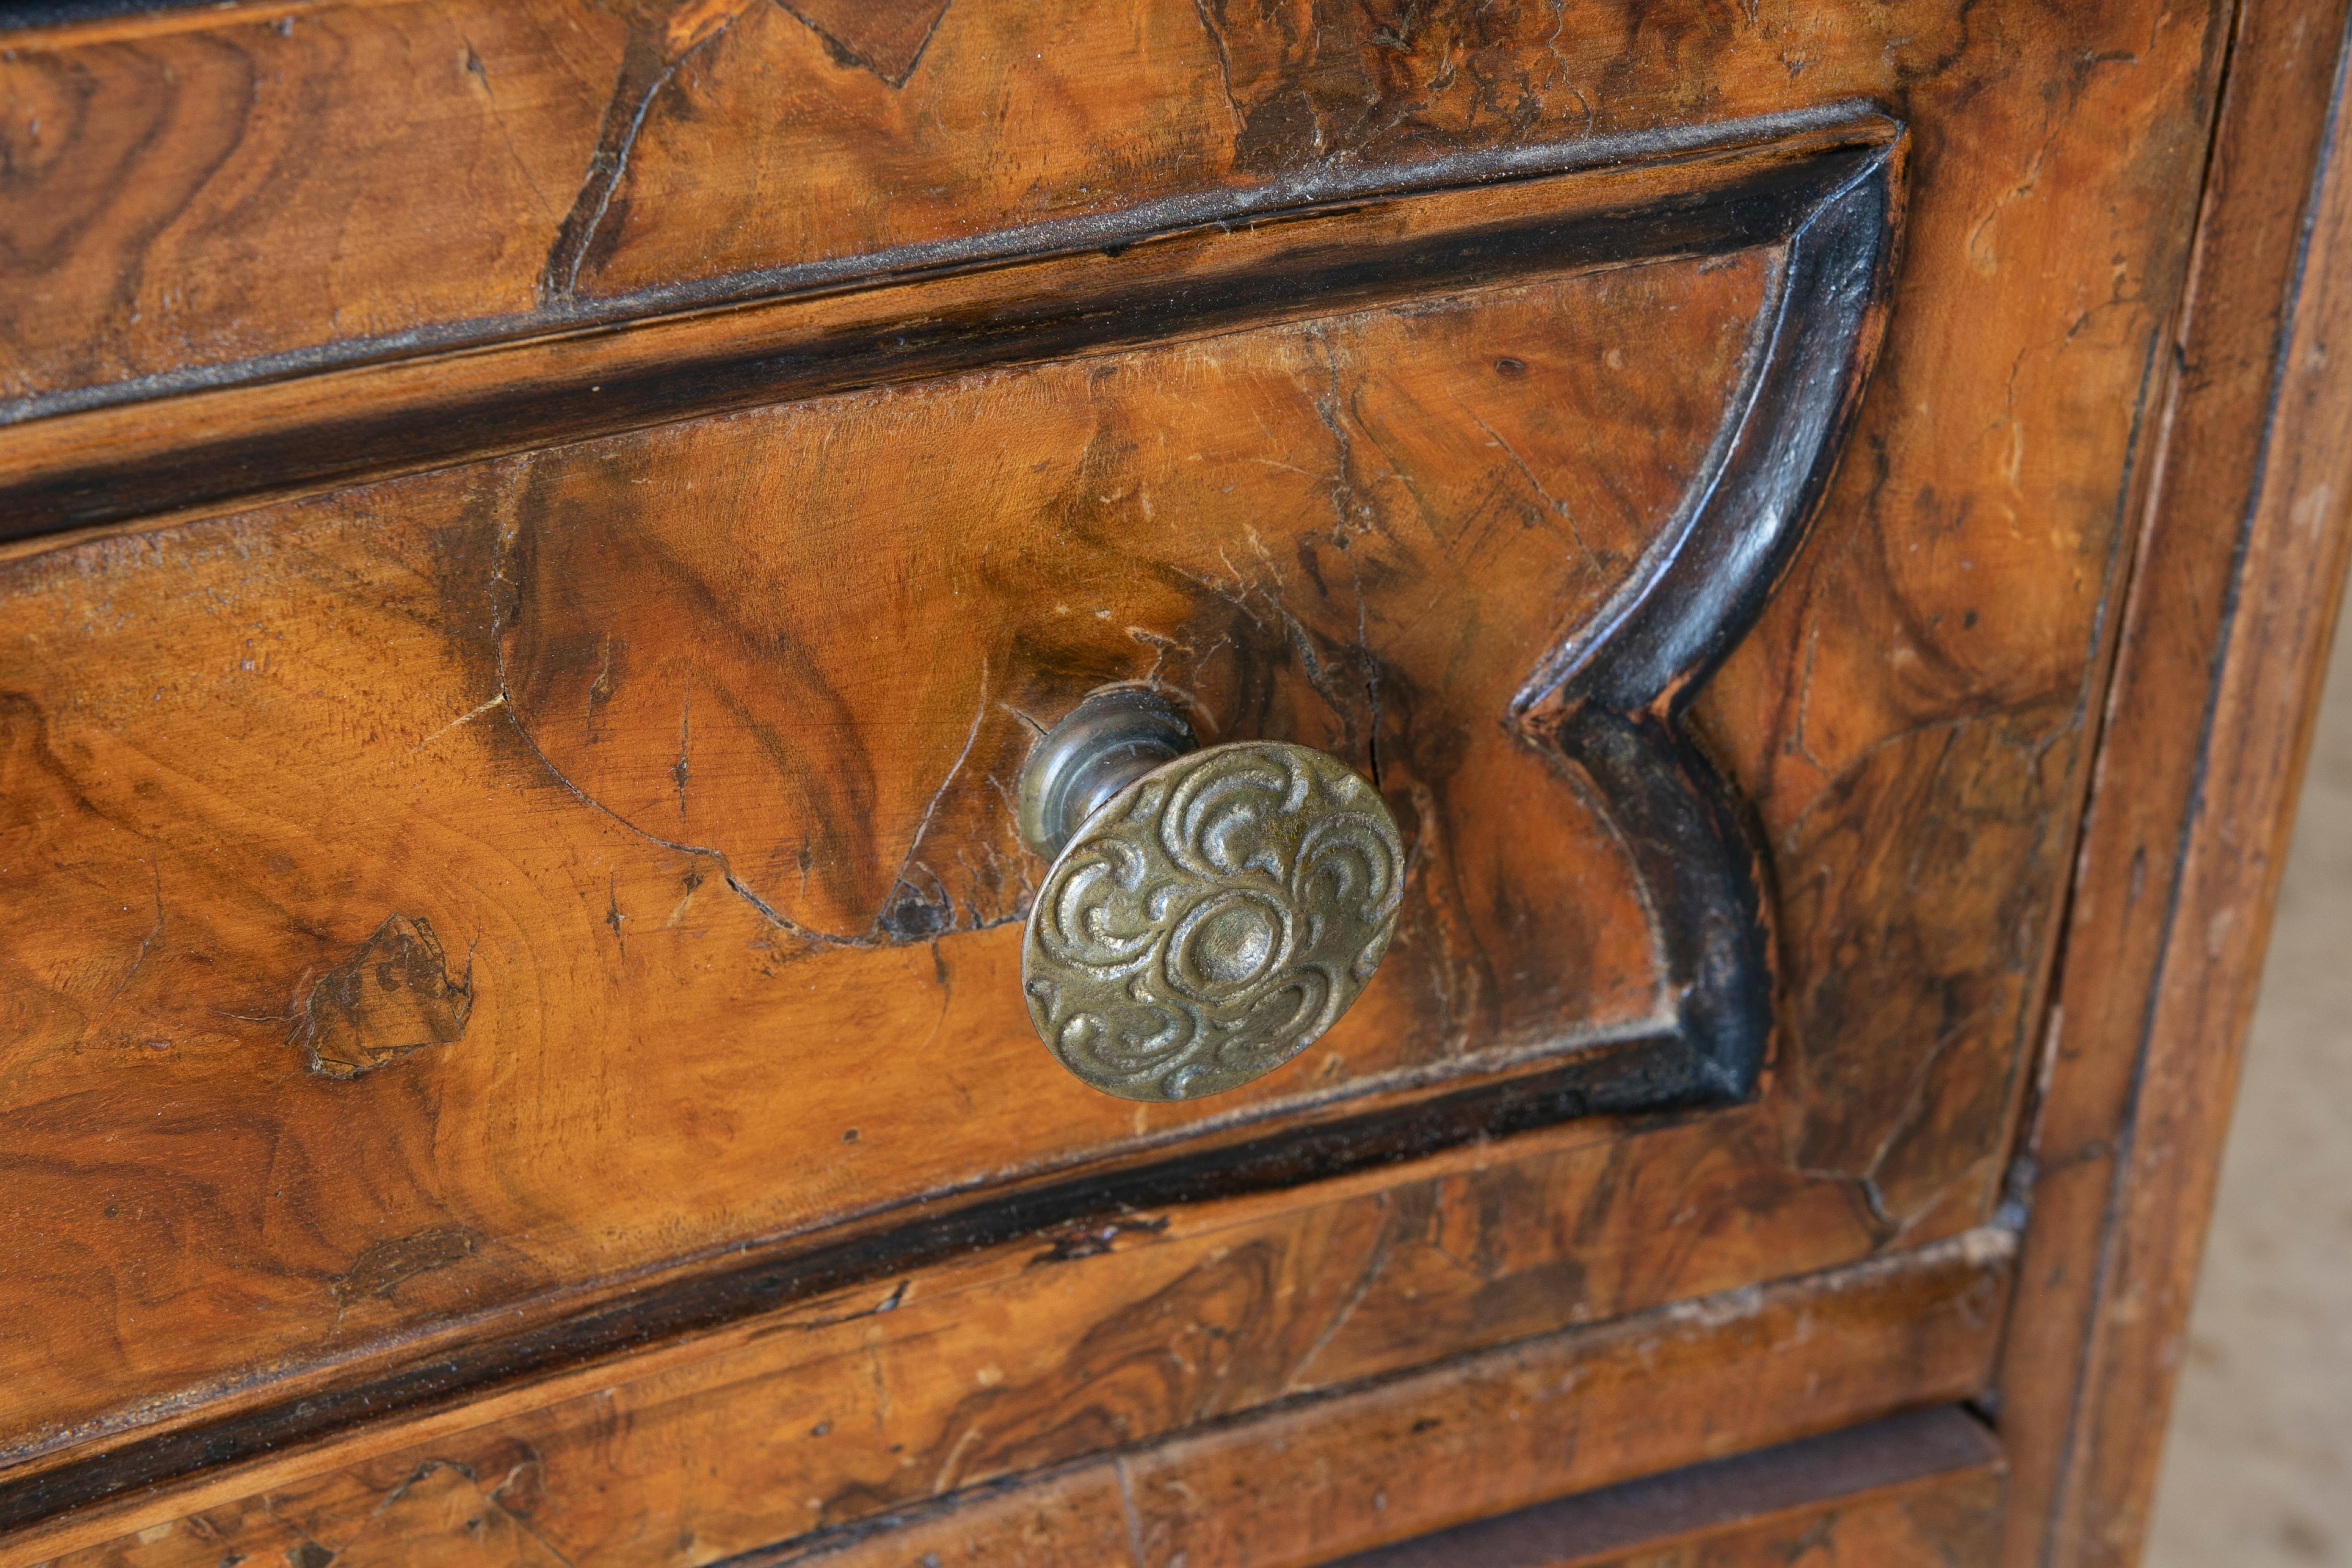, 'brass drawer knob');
1017,689,1405,1102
